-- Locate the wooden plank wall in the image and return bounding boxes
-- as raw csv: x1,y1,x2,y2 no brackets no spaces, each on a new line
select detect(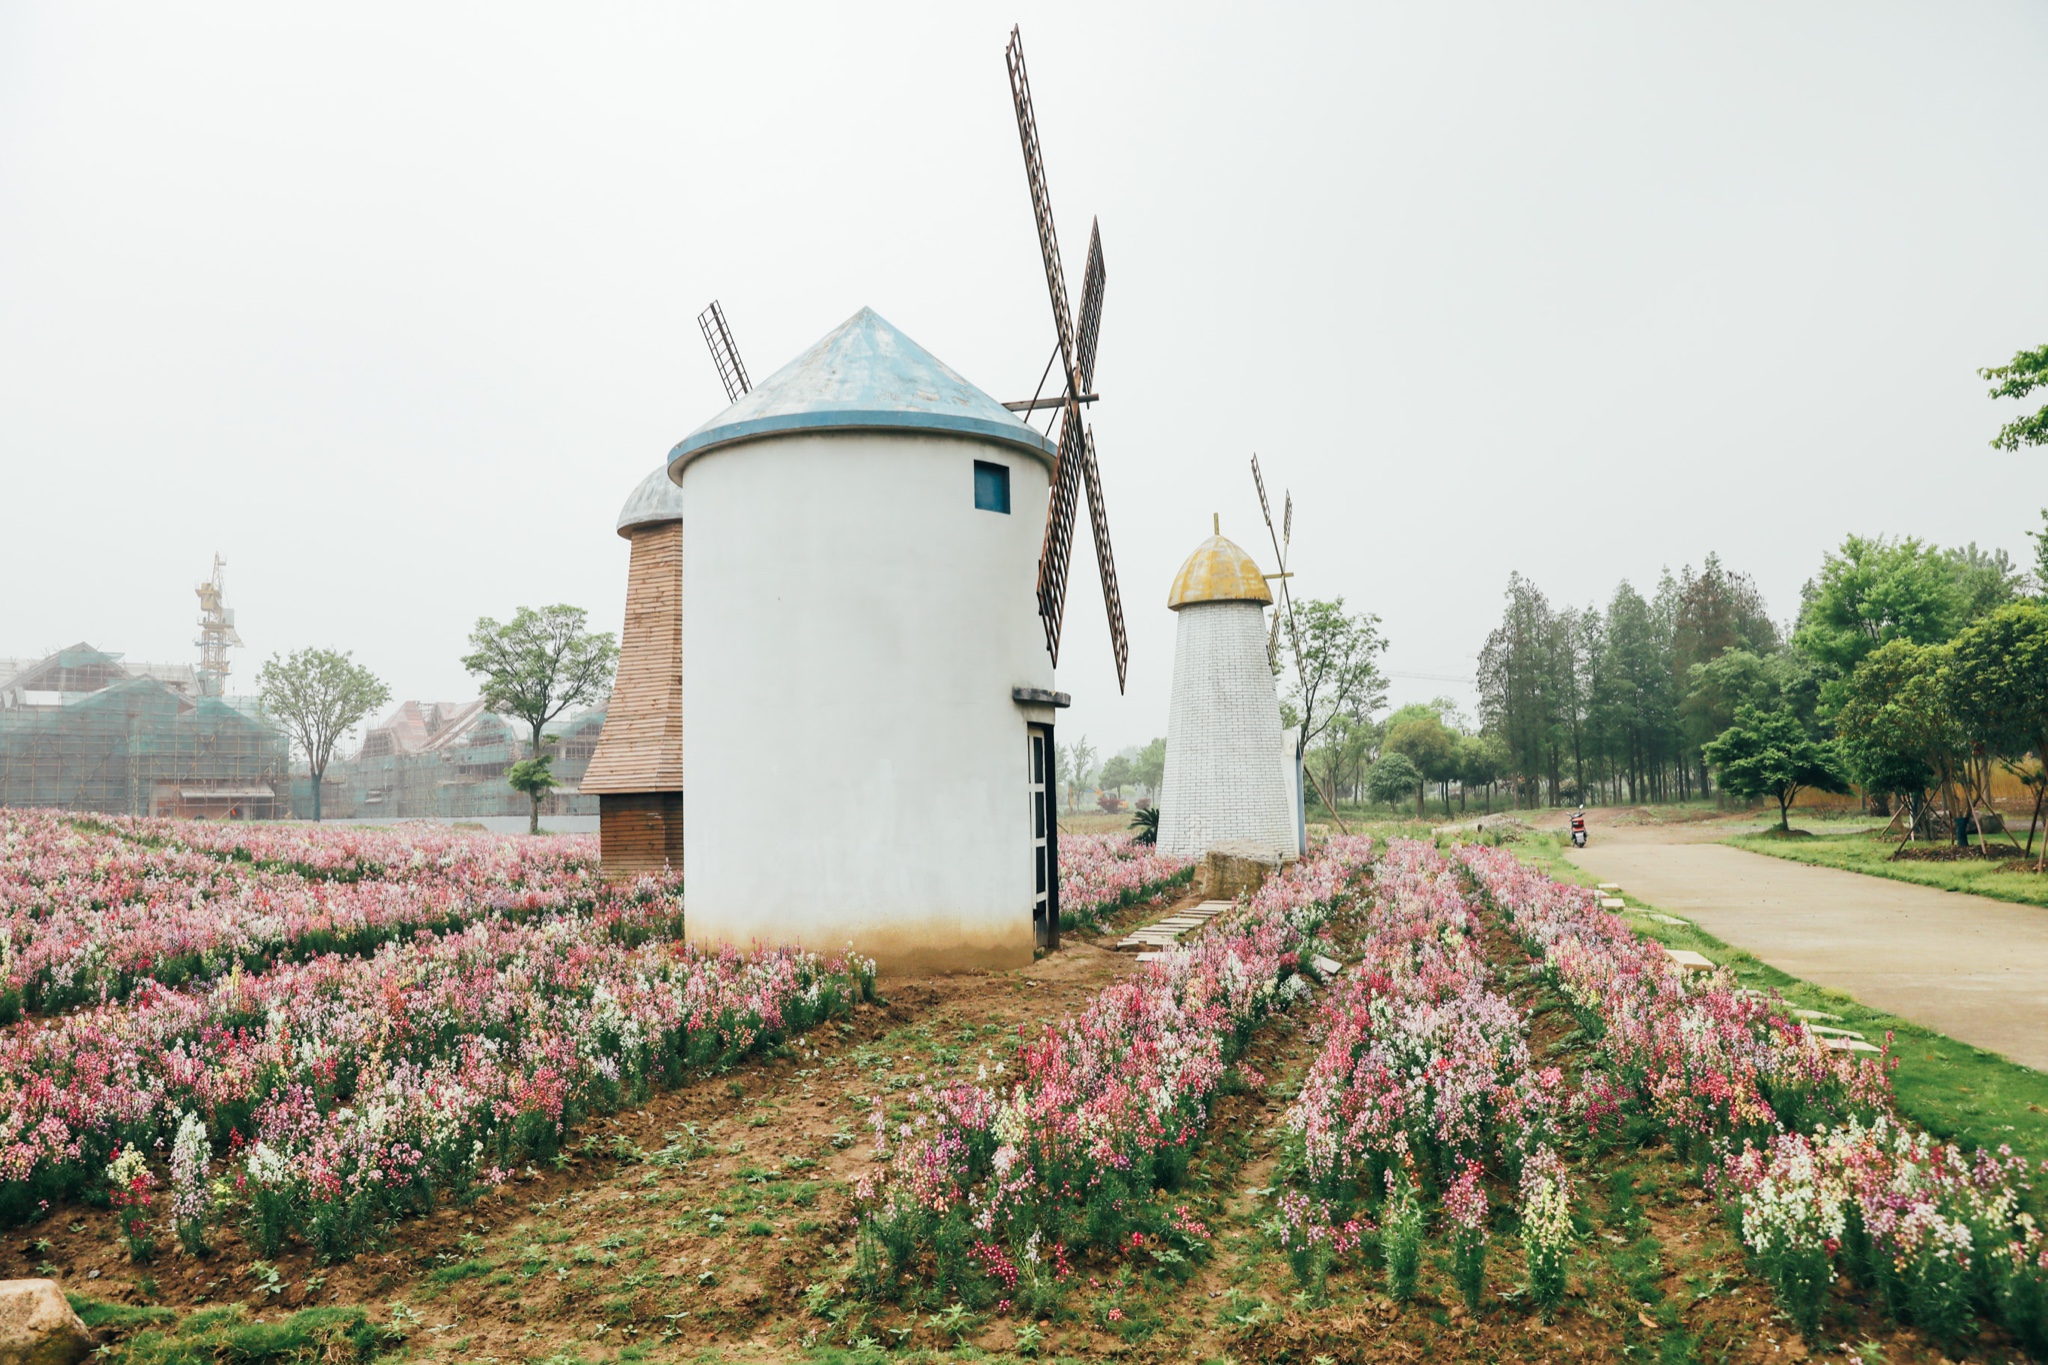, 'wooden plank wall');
584,521,683,794
599,791,684,878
